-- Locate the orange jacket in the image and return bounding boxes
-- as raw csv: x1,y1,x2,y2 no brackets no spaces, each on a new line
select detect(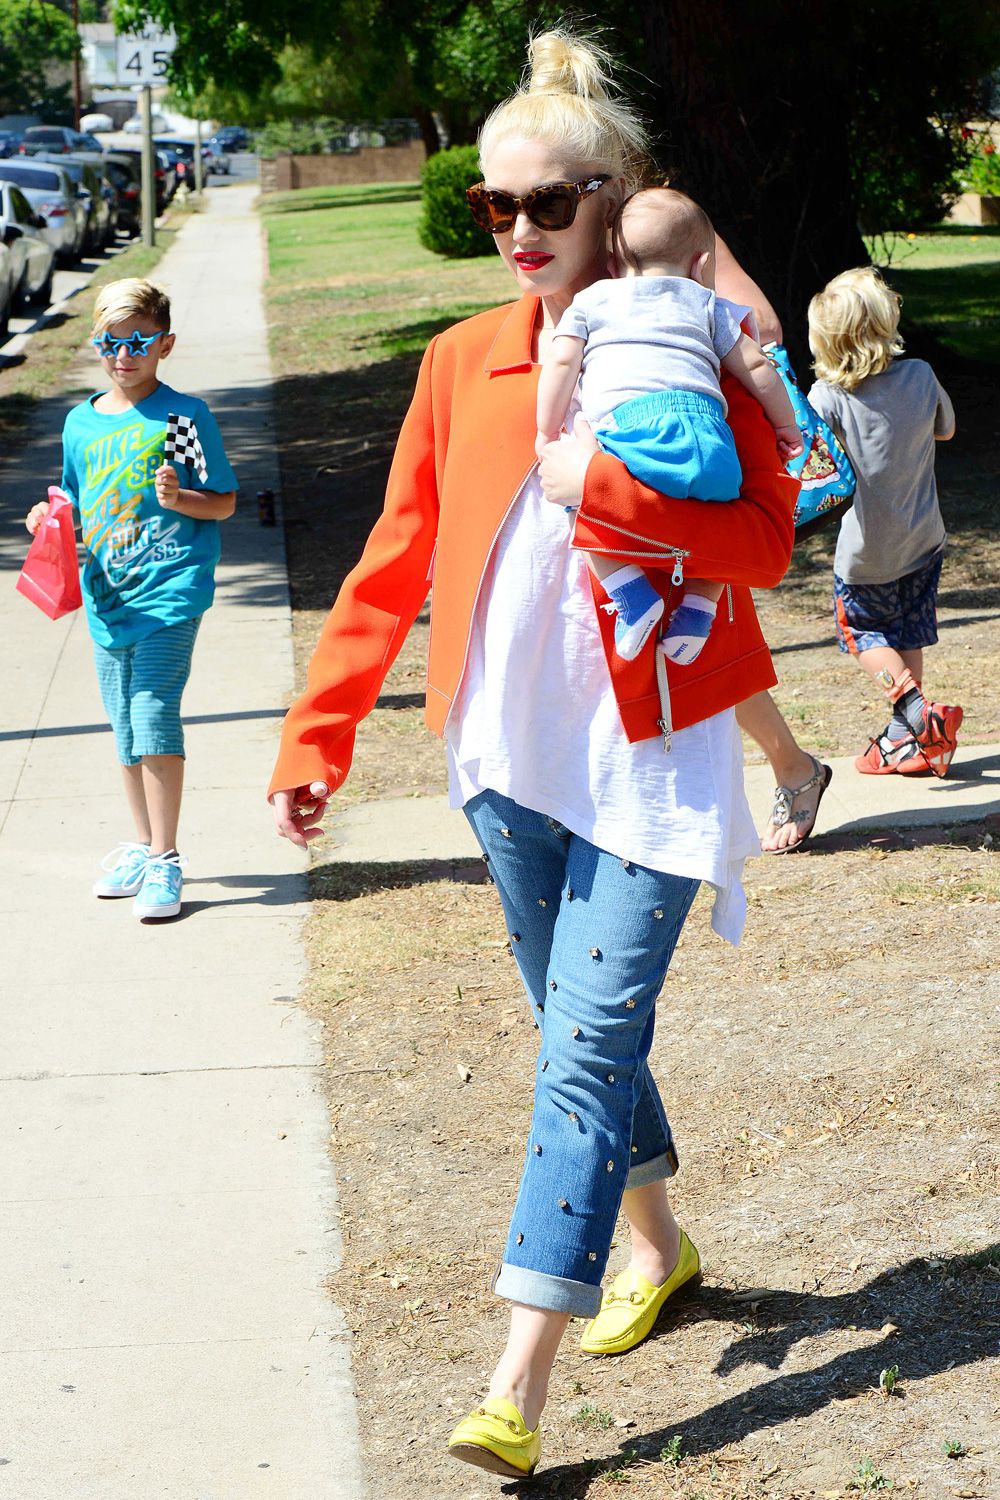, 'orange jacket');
269,294,798,799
